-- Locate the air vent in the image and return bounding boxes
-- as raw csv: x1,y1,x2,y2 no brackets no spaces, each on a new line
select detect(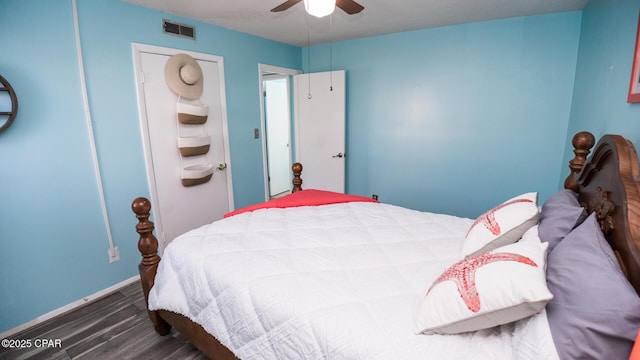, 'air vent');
163,19,196,40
